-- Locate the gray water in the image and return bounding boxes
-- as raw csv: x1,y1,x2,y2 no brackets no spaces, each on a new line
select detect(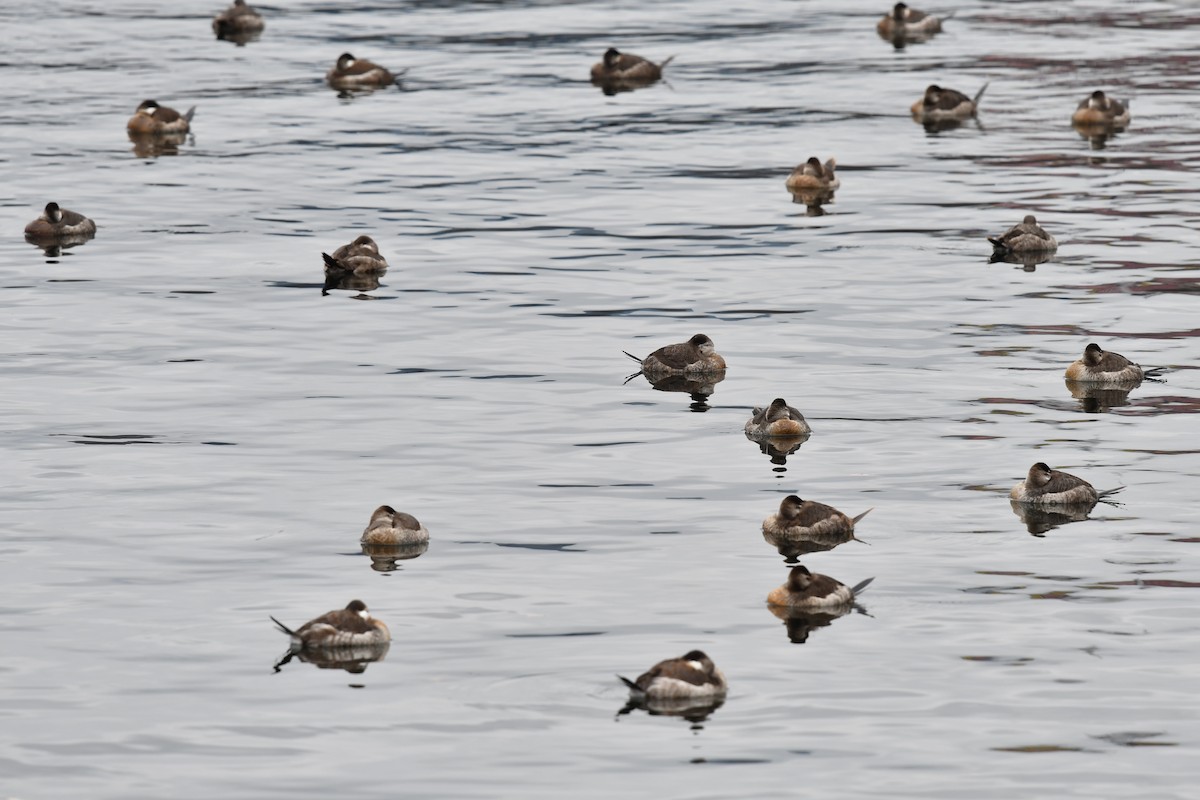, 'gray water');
1,0,1197,797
